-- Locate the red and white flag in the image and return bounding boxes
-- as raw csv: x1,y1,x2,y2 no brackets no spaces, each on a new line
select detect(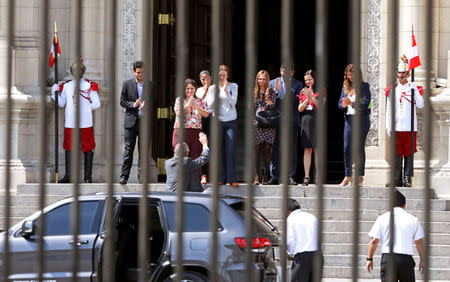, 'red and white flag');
409,33,421,70
49,22,61,68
